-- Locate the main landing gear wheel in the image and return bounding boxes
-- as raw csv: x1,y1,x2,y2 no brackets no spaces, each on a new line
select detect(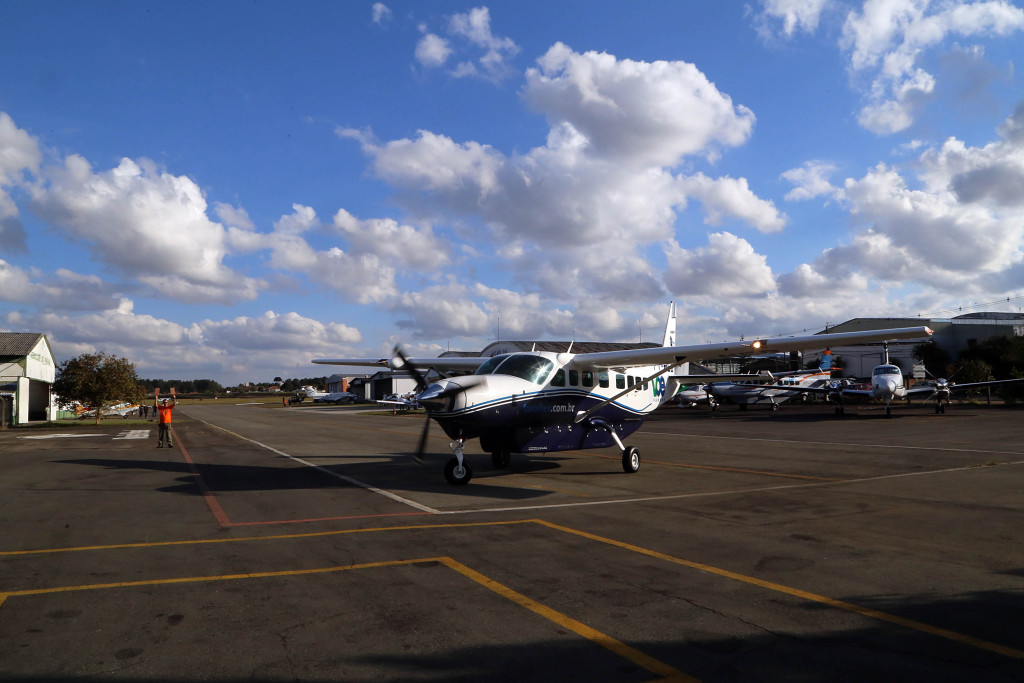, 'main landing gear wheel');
622,446,640,473
444,457,473,485
491,451,511,469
